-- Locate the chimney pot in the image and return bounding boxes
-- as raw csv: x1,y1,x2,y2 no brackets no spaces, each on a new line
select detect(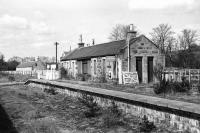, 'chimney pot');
92,39,95,45
128,24,137,38
78,34,84,48
130,24,133,31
